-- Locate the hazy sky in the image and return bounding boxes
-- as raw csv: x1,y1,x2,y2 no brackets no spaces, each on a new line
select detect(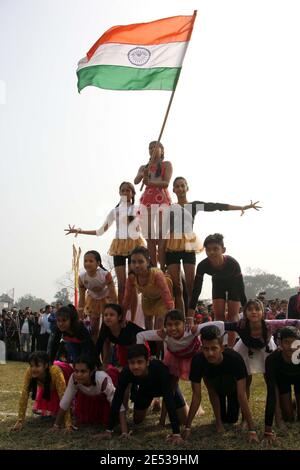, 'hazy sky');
1,0,299,303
